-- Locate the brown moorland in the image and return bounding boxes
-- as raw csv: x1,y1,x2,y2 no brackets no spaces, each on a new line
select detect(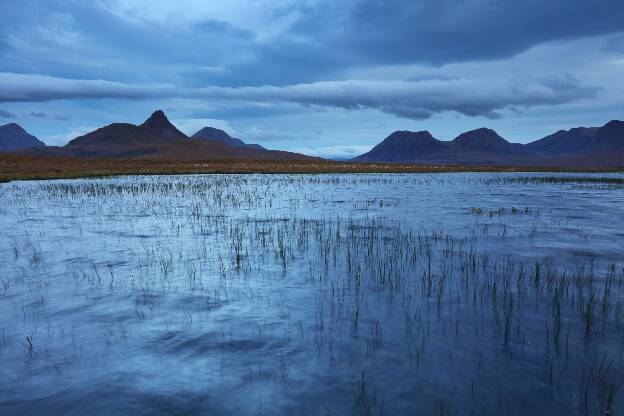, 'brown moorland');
1,152,622,183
